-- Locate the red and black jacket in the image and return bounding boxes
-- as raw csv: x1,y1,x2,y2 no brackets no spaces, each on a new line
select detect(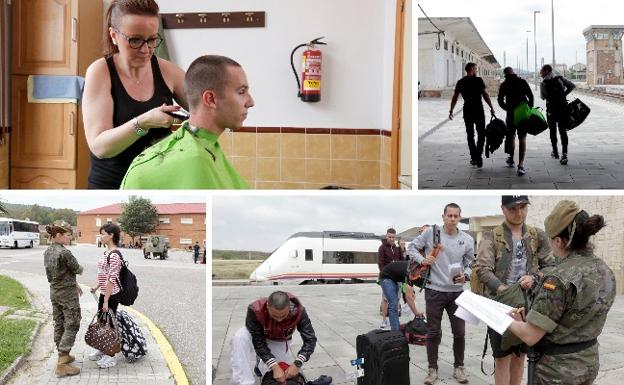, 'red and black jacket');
245,293,317,368
378,239,404,271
